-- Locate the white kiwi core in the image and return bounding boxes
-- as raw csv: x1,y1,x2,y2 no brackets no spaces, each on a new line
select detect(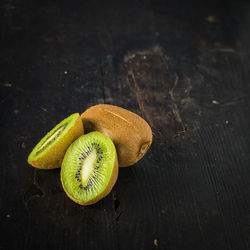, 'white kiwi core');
81,148,97,185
